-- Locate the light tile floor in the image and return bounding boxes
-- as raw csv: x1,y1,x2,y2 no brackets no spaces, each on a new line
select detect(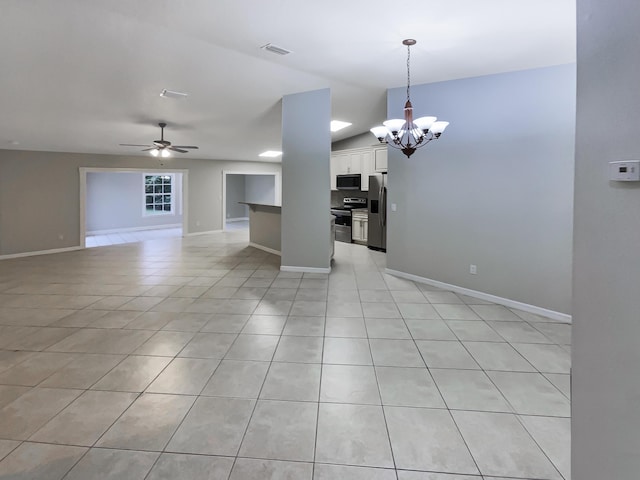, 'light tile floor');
0,230,571,480
85,228,183,248
225,220,250,232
